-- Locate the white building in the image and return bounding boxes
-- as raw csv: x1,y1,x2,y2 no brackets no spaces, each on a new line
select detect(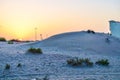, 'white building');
109,20,120,38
